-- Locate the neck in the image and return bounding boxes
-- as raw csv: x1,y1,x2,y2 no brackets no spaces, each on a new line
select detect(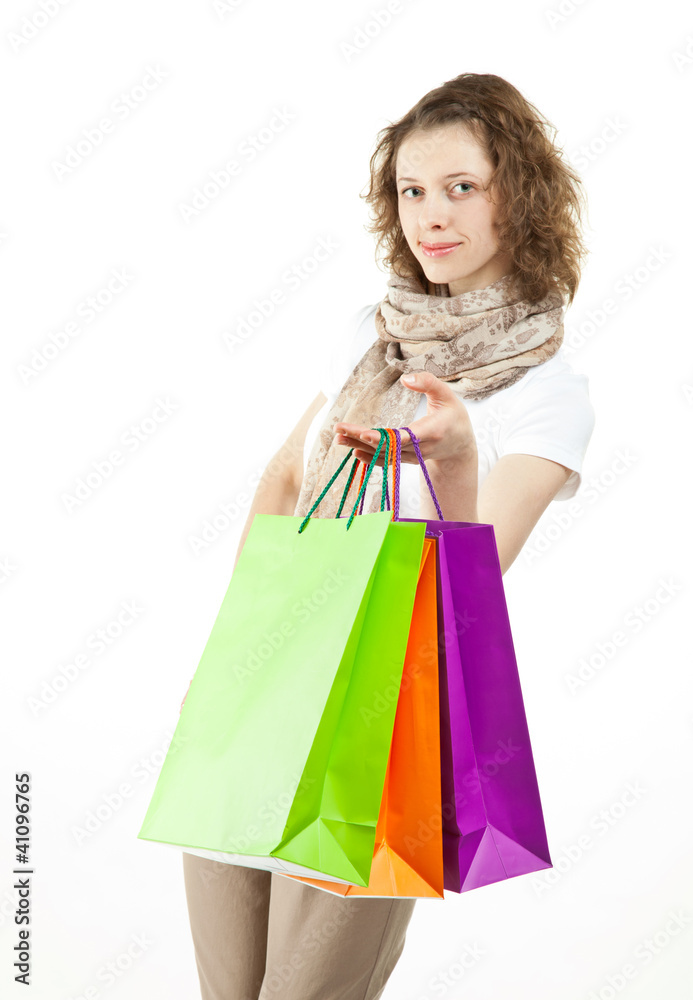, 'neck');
424,278,449,297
